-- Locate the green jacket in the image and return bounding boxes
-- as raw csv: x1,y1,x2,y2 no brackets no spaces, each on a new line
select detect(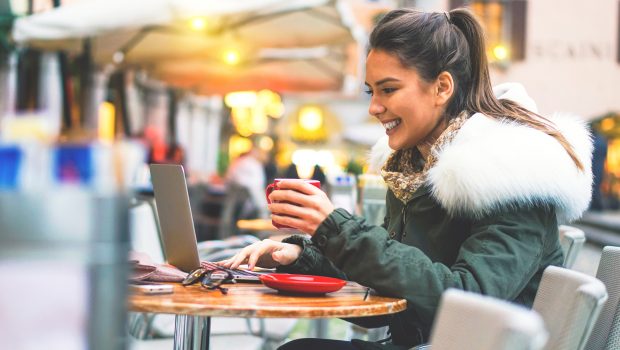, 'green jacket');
278,87,594,348
280,185,563,347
